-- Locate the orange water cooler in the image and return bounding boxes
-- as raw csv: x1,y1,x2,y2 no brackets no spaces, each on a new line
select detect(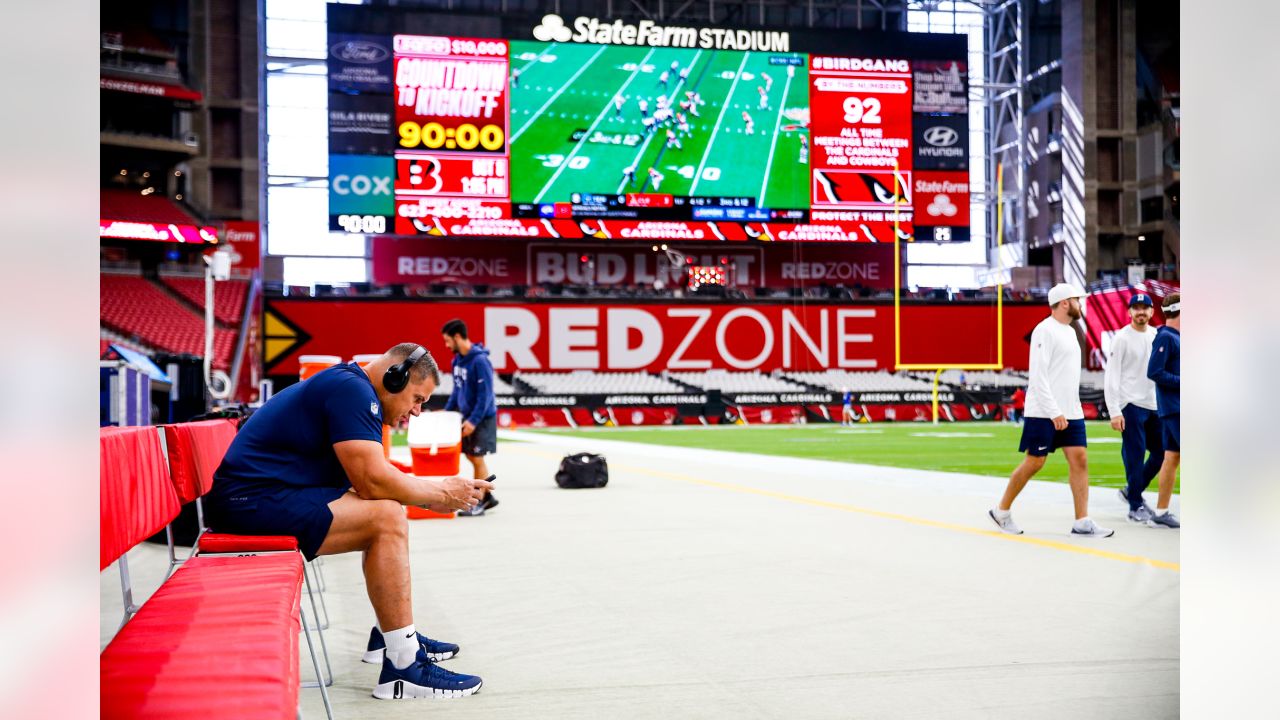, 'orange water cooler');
408,410,463,475
405,411,463,519
352,354,393,459
298,355,342,381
